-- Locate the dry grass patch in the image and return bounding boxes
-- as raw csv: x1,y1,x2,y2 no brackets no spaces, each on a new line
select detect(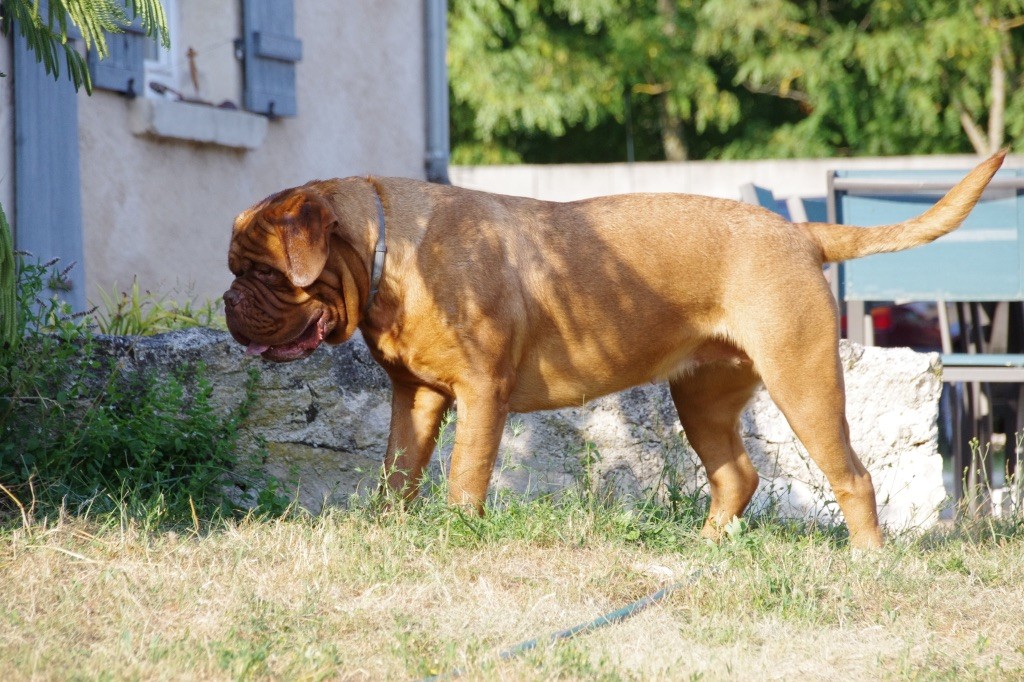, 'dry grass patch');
2,495,1023,680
